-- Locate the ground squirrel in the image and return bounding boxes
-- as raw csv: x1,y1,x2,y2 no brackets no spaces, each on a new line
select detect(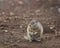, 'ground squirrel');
24,20,43,42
